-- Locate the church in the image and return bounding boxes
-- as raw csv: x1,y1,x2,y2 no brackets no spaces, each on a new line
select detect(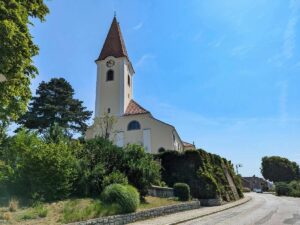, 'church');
85,16,195,153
